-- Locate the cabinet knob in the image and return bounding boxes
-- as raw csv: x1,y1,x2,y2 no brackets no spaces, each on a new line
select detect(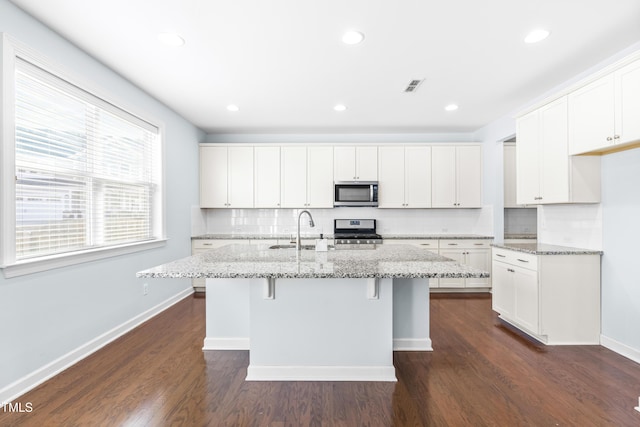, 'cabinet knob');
614,135,620,139
607,136,613,141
